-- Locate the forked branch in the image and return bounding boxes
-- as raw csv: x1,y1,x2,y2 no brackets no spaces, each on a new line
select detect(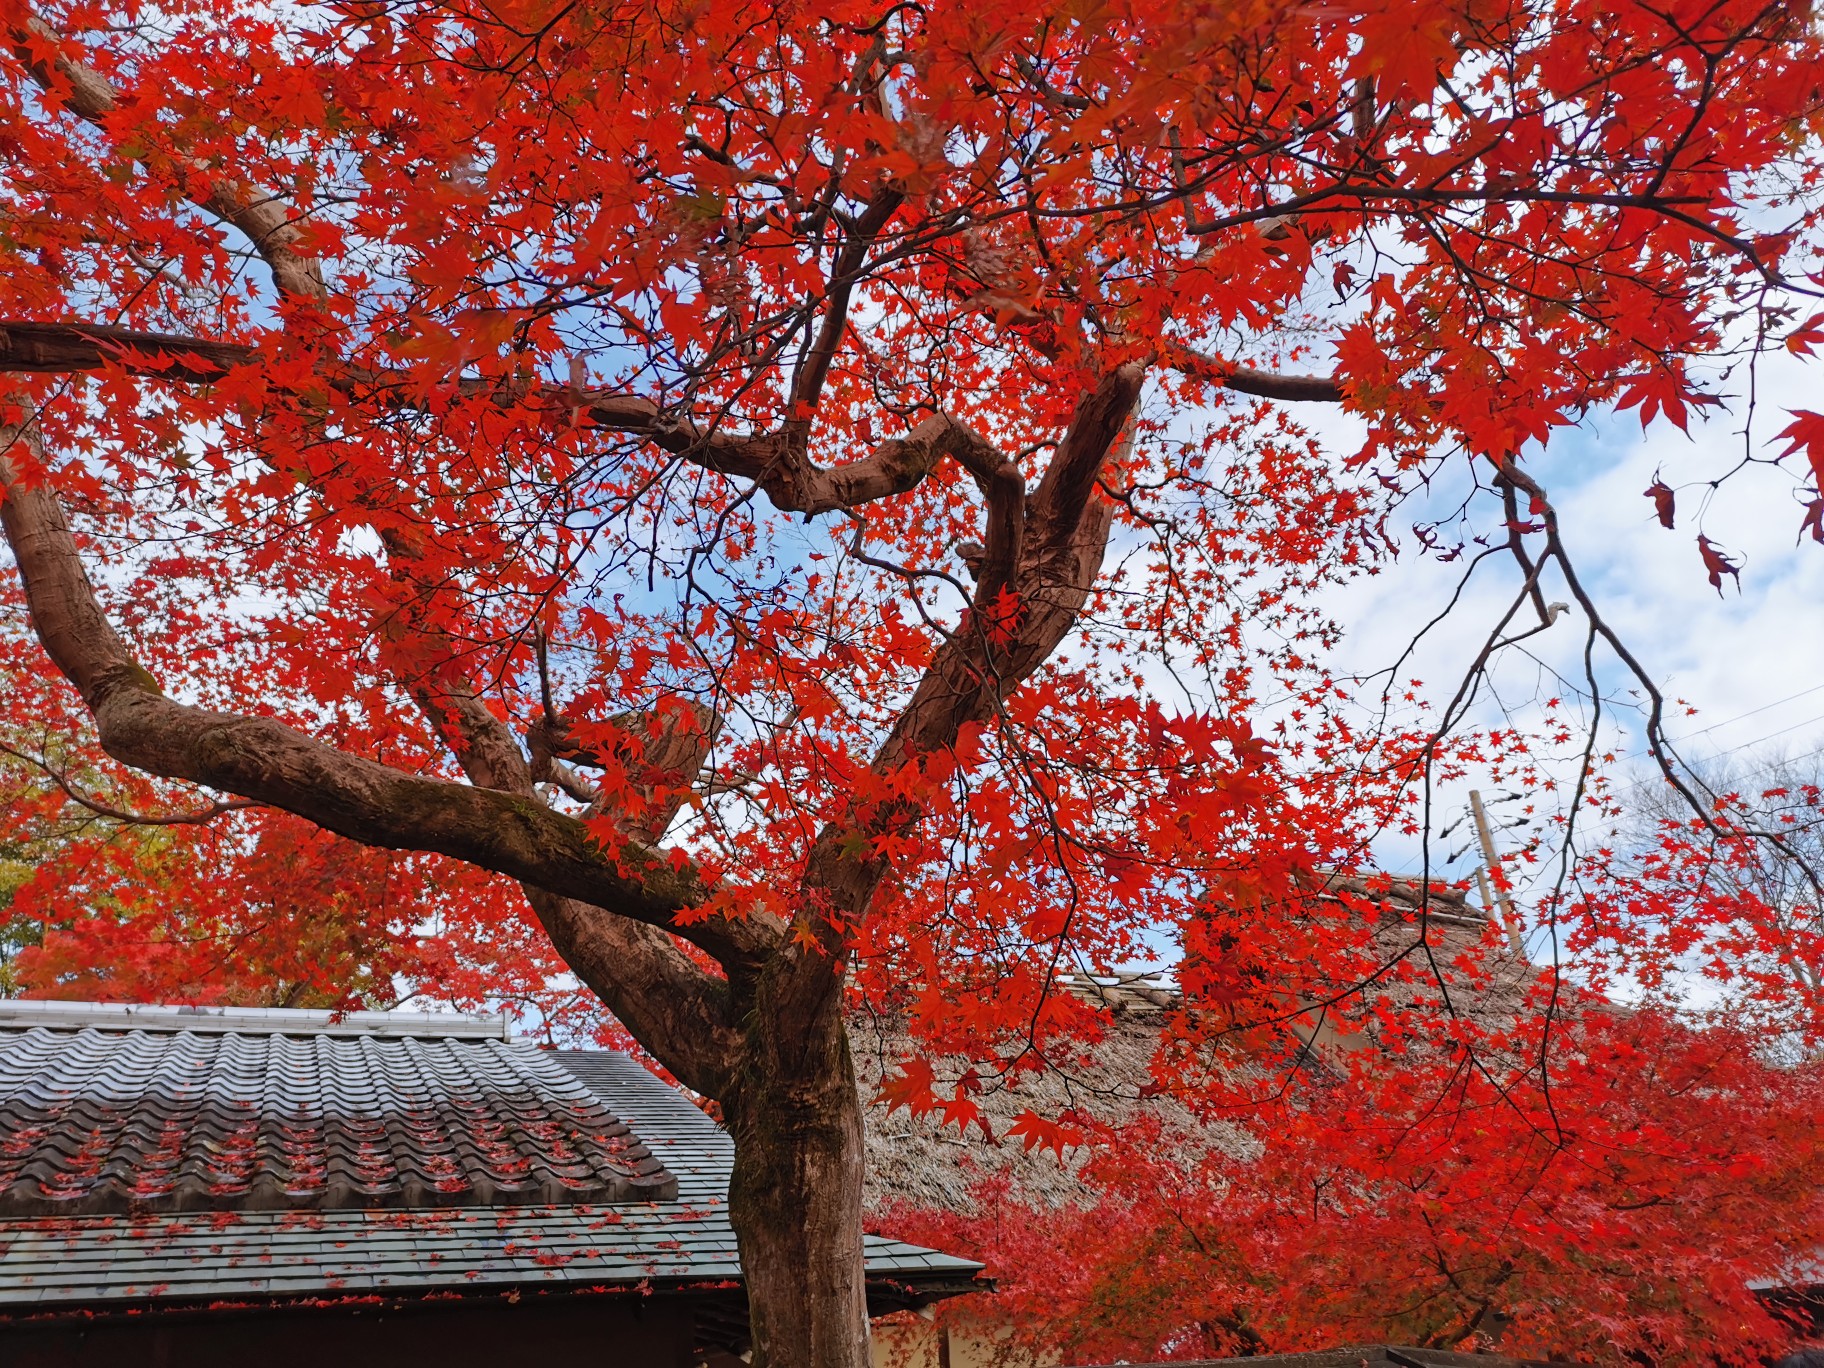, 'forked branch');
0,415,774,969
